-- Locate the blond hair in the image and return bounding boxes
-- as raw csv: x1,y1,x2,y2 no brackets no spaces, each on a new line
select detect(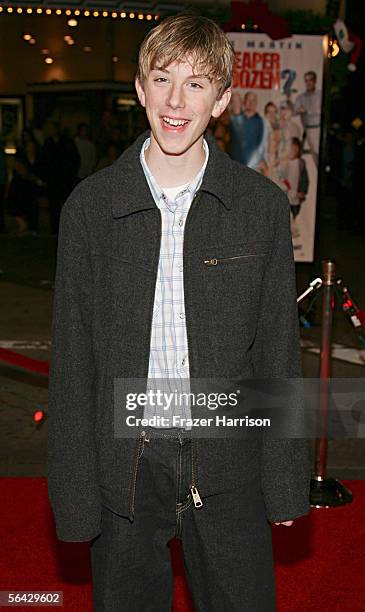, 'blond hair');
136,13,235,99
